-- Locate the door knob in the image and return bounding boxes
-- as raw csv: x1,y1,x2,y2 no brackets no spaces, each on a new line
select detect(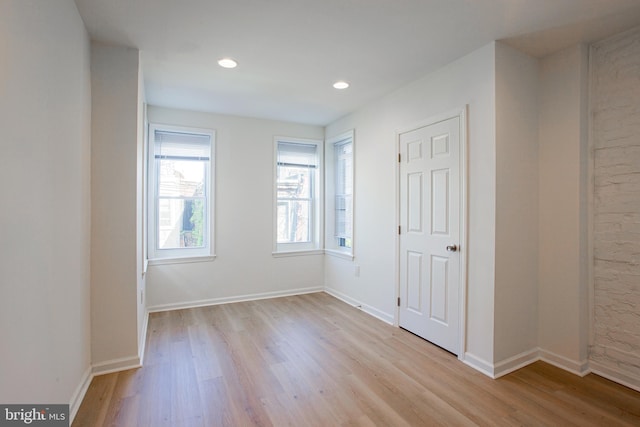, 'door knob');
446,244,458,252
